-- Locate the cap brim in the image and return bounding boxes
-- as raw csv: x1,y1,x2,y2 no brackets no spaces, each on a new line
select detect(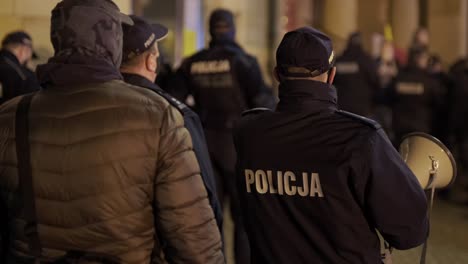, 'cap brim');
119,12,134,25
152,23,169,41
